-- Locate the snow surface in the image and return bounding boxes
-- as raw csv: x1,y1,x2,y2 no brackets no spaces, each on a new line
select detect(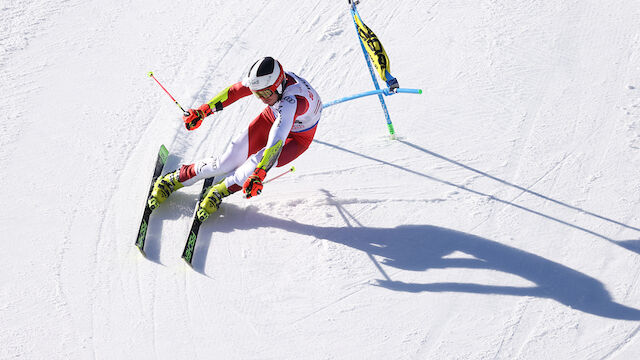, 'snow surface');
2,0,640,359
